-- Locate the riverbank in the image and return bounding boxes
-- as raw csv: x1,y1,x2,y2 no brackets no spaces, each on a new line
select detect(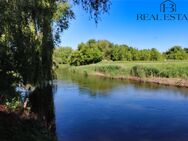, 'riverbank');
56,61,188,88
0,107,56,141
0,87,56,141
